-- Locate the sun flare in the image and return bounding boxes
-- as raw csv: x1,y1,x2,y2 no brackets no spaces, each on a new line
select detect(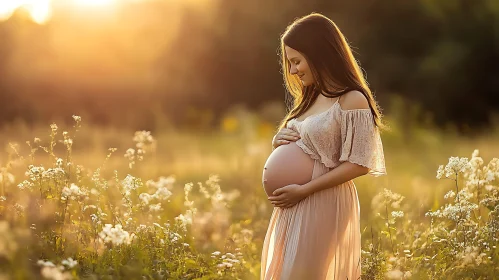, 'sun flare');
71,0,117,7
0,0,134,24
0,0,52,24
